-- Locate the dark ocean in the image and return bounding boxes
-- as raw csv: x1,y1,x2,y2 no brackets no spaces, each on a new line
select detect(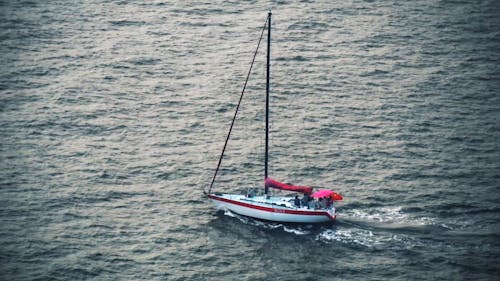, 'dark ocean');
1,0,499,280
